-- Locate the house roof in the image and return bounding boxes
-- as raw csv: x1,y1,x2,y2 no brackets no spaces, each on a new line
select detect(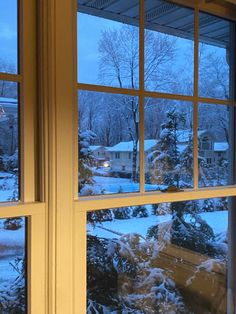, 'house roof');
89,145,105,152
78,0,230,48
108,140,157,152
176,129,206,142
214,142,229,152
